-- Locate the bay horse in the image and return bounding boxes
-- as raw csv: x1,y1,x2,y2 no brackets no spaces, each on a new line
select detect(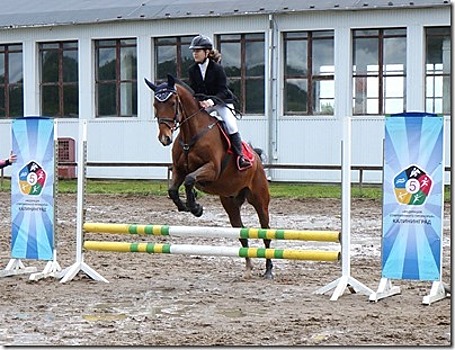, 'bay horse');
144,74,273,279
